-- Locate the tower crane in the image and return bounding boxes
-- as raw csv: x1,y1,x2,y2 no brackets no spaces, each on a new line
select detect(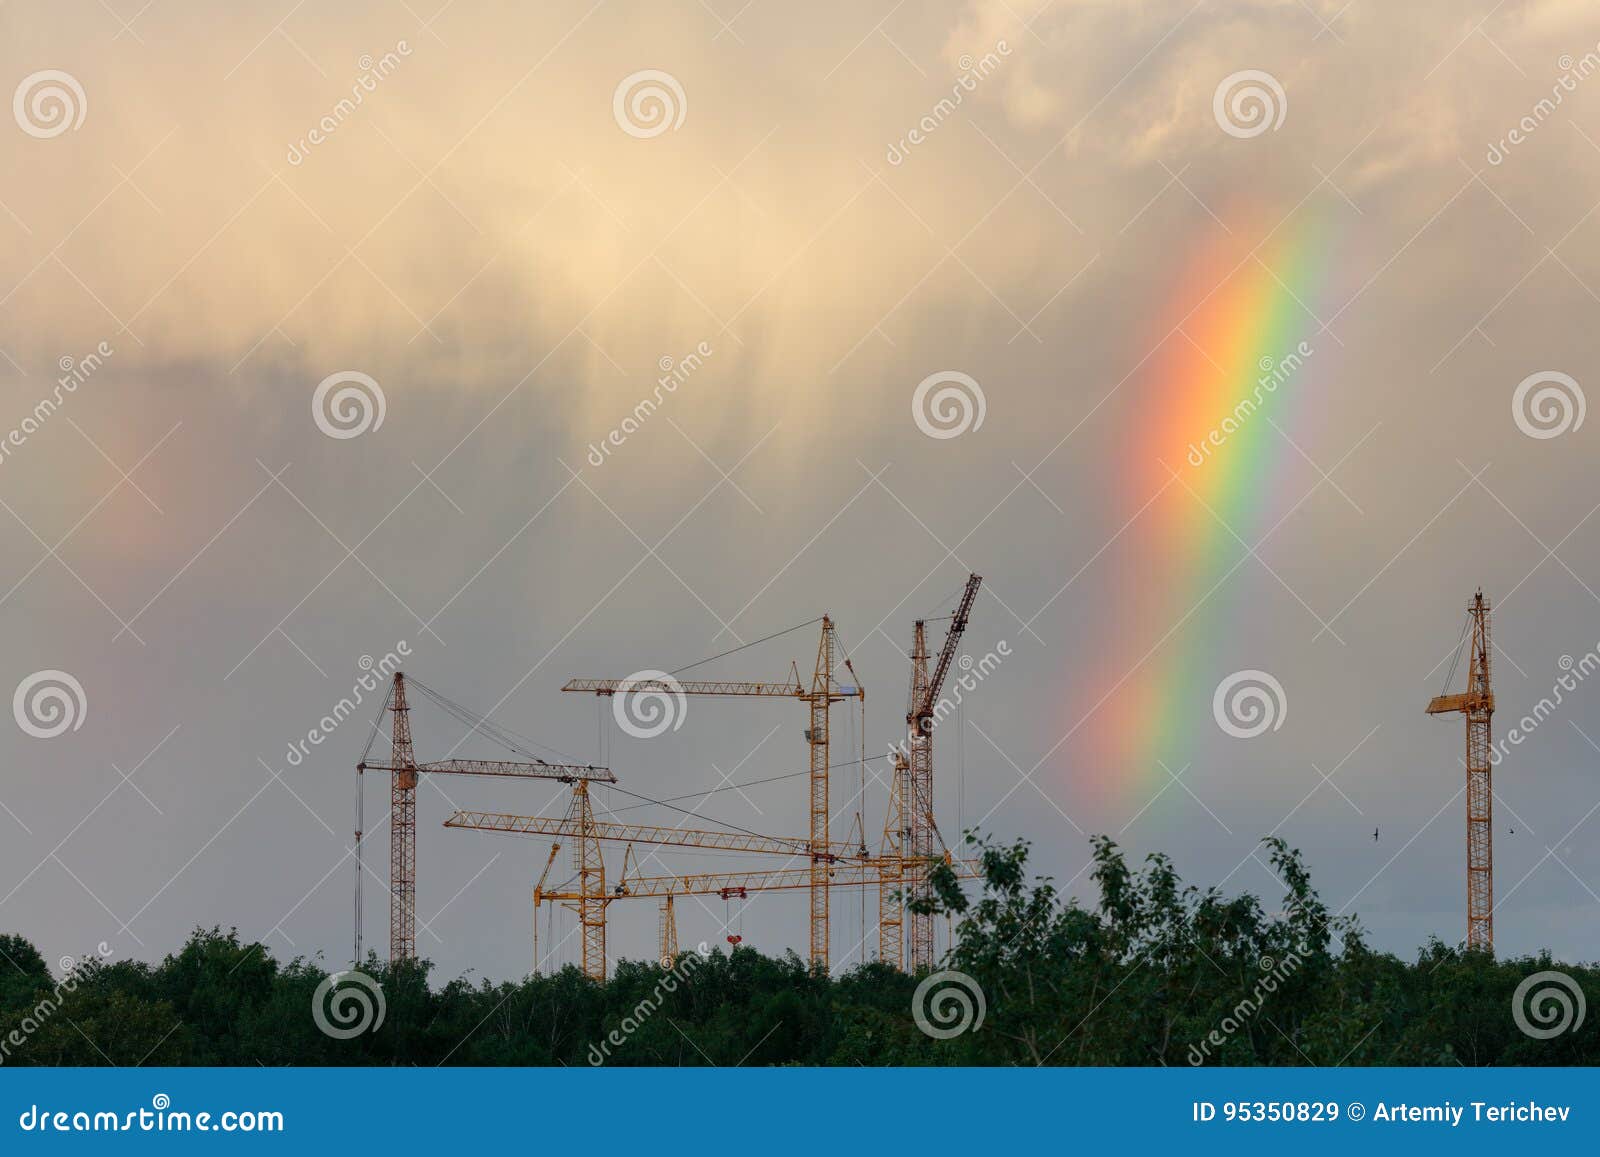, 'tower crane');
528,847,980,973
445,788,870,980
355,672,614,965
881,574,982,970
1425,589,1495,953
563,617,864,971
